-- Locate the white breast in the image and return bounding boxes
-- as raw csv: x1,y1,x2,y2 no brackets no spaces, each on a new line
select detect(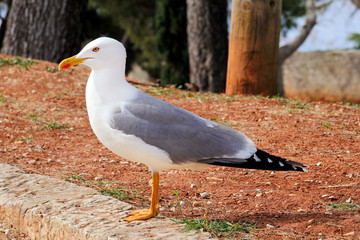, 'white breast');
85,74,203,172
